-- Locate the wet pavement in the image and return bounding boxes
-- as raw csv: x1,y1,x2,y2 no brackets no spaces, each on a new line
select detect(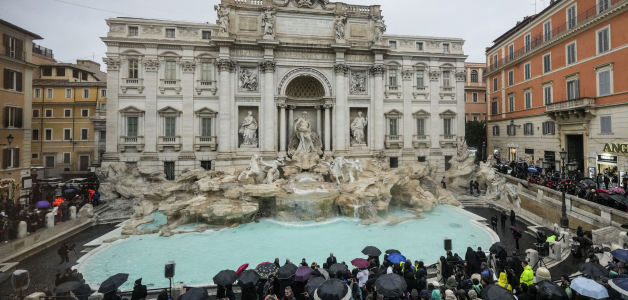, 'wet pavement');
0,224,118,297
